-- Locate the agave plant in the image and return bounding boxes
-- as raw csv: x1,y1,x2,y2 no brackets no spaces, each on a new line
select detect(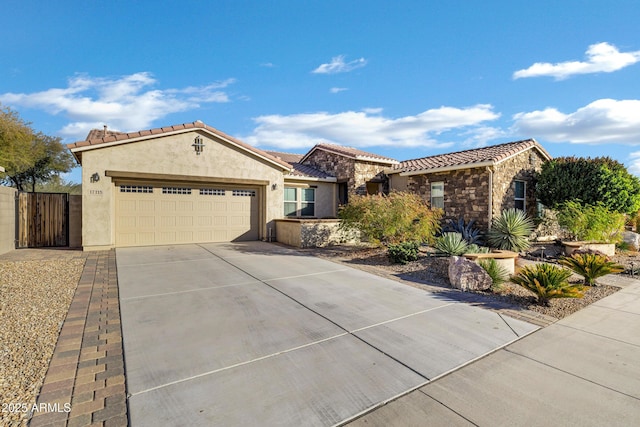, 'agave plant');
558,252,624,285
444,218,483,245
511,263,584,306
487,208,534,252
478,258,510,290
434,232,469,256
